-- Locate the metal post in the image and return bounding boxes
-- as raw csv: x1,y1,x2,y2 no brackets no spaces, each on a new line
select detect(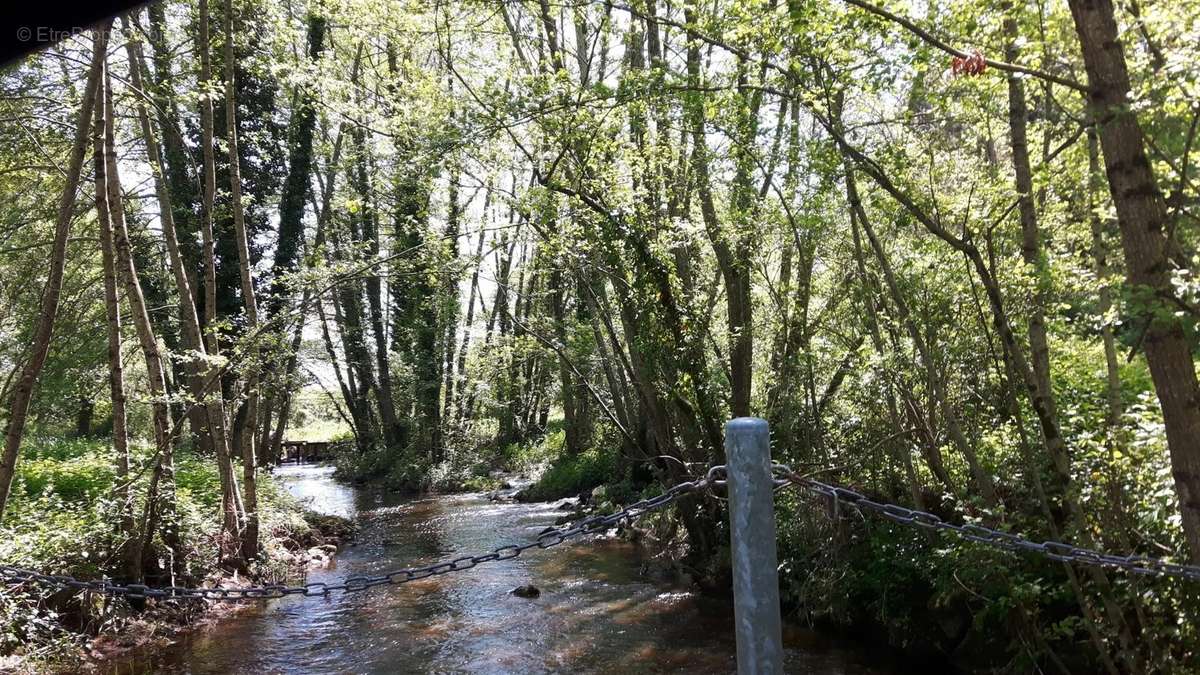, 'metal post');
725,417,784,674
